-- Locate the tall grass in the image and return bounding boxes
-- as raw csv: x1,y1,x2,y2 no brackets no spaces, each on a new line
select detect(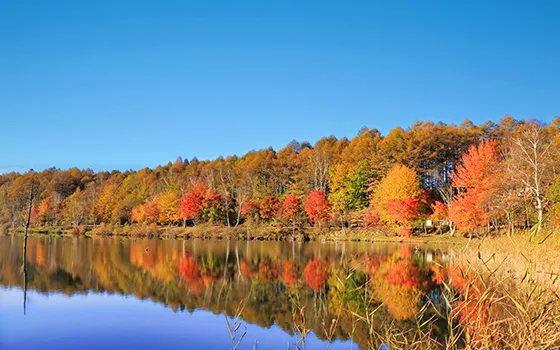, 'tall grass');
229,231,560,349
